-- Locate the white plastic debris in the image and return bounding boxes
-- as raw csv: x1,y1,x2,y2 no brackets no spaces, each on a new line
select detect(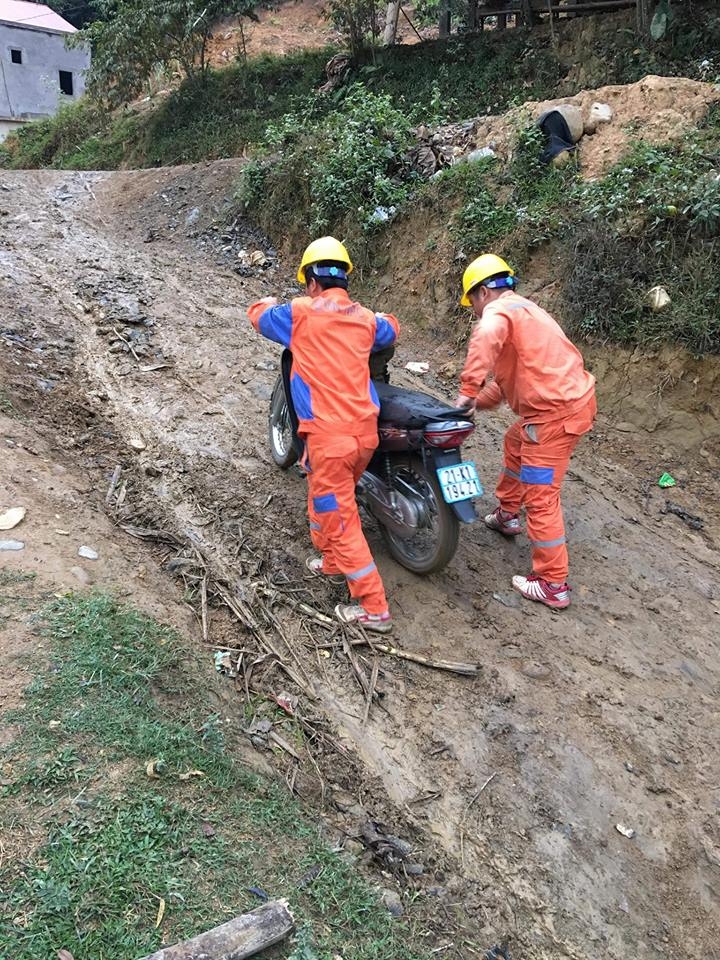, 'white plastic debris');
405,361,430,374
465,147,496,163
129,436,147,452
369,205,396,224
616,823,636,839
0,507,25,531
78,545,99,561
0,540,24,551
590,102,614,125
646,286,671,312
